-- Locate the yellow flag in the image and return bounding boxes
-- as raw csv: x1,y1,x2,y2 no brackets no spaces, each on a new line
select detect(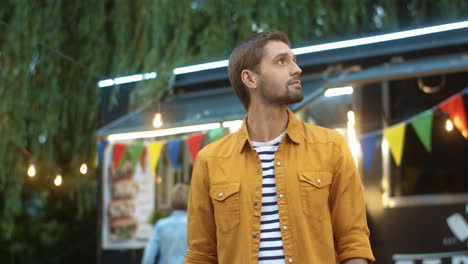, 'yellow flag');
148,141,165,175
383,123,406,166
